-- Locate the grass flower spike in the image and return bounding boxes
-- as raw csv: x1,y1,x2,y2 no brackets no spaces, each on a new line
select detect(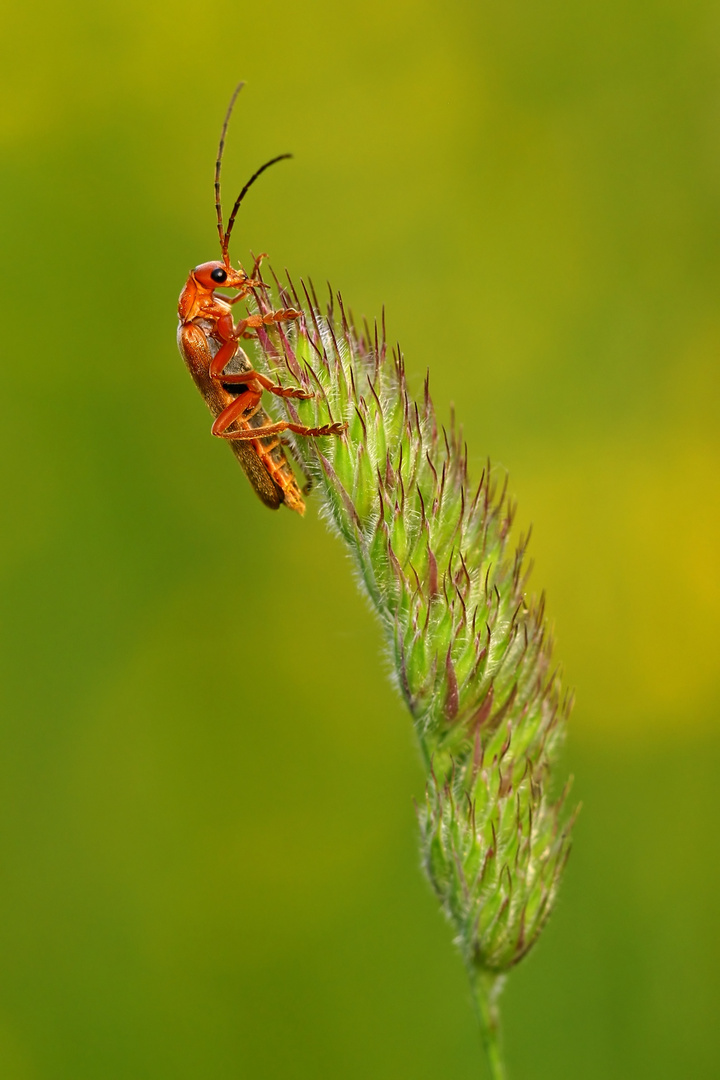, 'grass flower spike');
250,272,576,1077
